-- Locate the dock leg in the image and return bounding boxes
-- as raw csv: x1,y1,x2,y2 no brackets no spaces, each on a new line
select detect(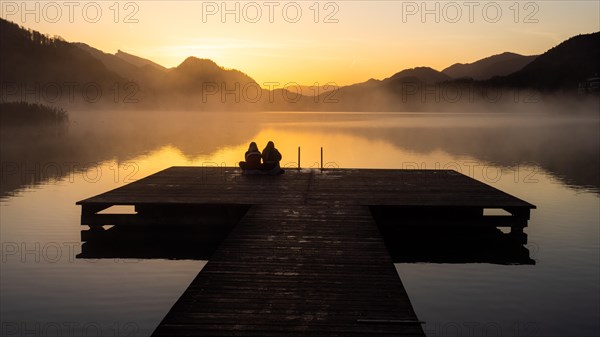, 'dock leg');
509,226,527,244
